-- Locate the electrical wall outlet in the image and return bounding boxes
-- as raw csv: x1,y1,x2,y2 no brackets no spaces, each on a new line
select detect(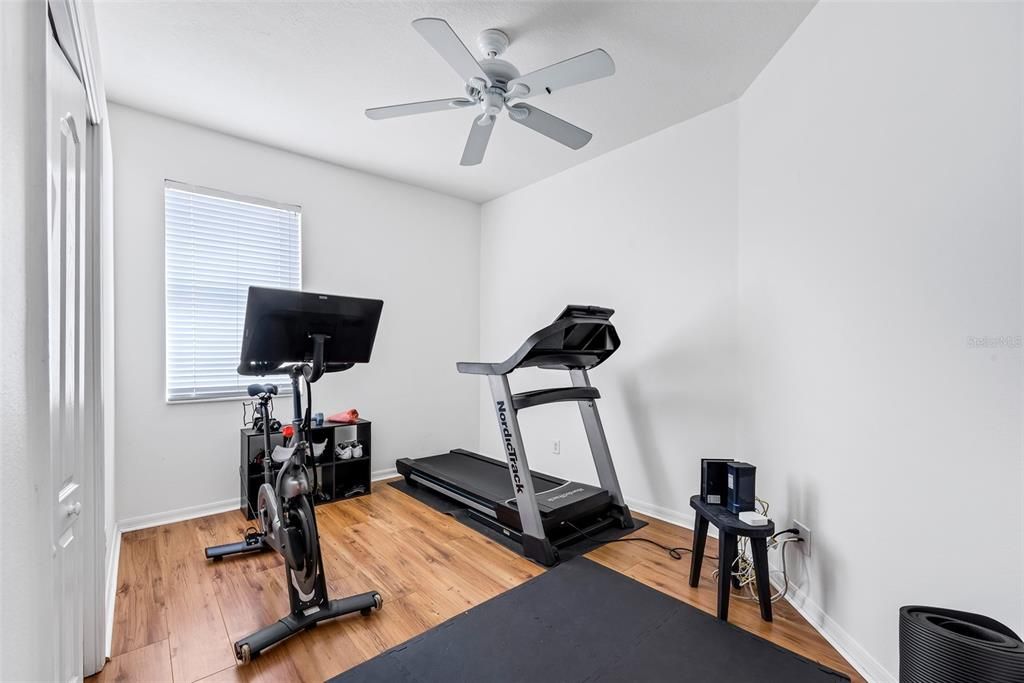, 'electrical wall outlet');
552,440,560,455
793,519,811,555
